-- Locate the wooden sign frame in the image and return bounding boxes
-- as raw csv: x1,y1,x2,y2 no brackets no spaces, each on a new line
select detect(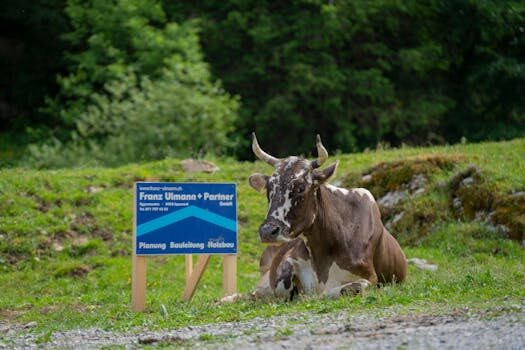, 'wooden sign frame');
131,183,237,311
